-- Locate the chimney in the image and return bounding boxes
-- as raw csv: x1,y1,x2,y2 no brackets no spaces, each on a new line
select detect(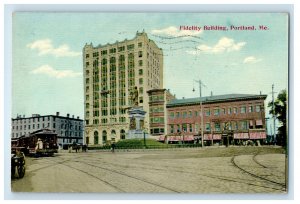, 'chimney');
67,113,70,118
211,91,213,97
56,112,60,116
72,115,74,118
77,116,79,119
260,91,262,95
